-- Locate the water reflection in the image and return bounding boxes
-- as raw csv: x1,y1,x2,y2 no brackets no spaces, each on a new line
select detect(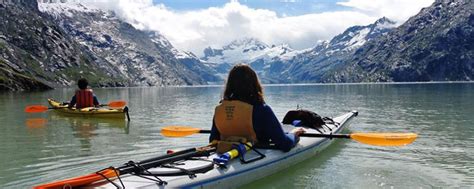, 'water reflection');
47,112,129,151
25,118,48,129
